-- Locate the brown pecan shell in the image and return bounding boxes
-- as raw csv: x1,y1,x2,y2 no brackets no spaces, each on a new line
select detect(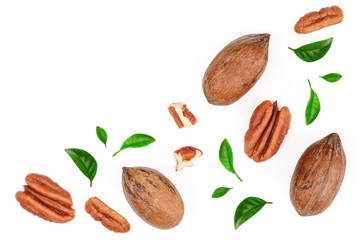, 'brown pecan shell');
85,197,130,233
244,100,291,162
15,173,75,223
290,133,346,216
294,6,344,34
